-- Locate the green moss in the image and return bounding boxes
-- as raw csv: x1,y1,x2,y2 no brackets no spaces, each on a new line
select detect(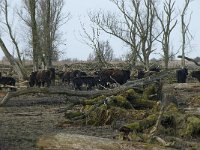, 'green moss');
84,95,106,105
85,115,96,125
128,132,143,142
82,105,92,112
143,85,157,100
190,97,200,107
124,89,138,98
139,114,157,130
94,104,110,126
111,95,133,109
165,103,179,112
123,122,140,132
65,111,83,119
185,116,200,137
133,98,157,109
121,114,157,134
108,106,128,119
129,110,147,120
